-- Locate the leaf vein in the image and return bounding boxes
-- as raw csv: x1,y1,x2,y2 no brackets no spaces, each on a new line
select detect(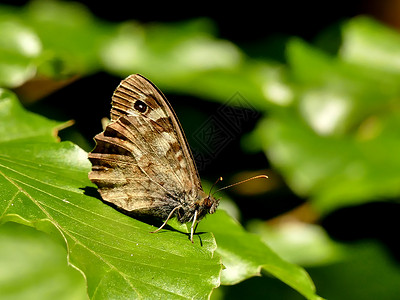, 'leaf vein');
0,189,20,219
